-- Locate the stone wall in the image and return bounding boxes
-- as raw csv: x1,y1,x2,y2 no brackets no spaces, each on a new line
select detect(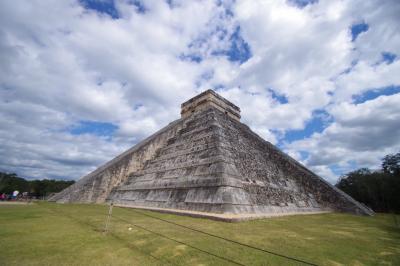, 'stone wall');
181,89,241,121
49,119,185,203
107,107,373,216
51,90,373,217
212,108,374,215
108,110,238,212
